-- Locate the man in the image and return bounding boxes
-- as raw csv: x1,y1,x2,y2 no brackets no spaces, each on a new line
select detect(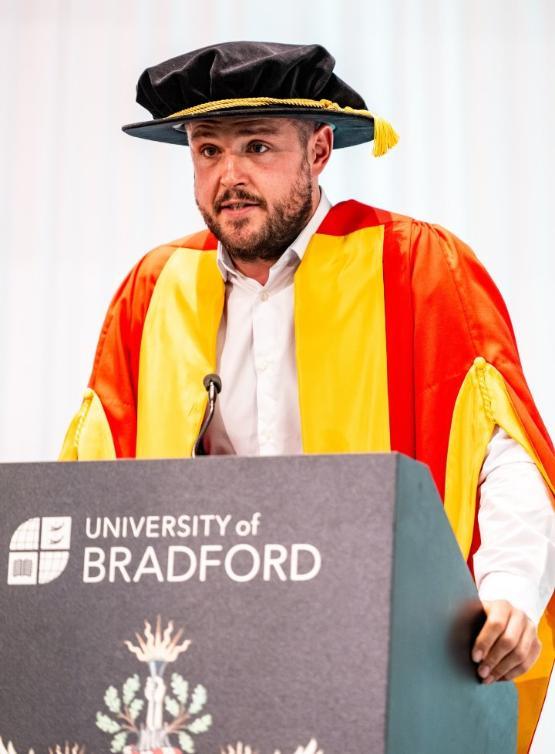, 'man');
60,42,554,752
